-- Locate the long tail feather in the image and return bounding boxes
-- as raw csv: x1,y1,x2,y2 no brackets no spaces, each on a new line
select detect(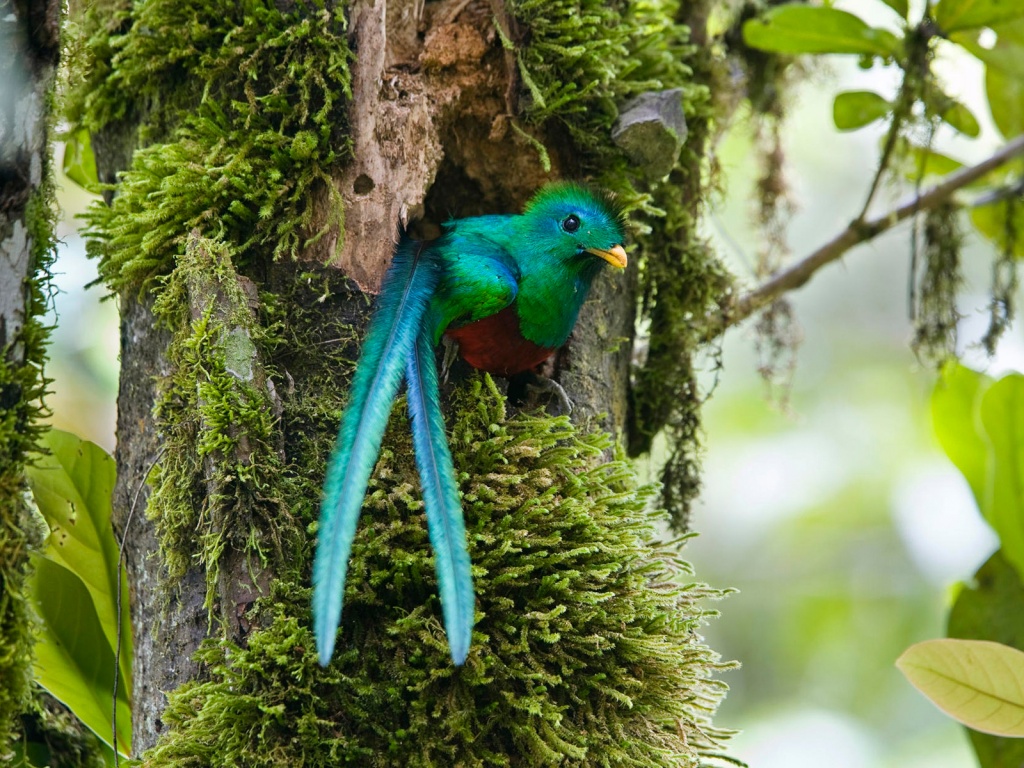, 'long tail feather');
406,322,474,664
313,241,439,666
